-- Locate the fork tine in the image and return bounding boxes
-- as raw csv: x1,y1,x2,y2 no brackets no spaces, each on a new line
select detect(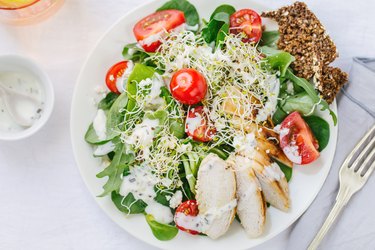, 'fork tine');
358,146,375,175
342,125,375,168
364,160,375,180
351,136,375,171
